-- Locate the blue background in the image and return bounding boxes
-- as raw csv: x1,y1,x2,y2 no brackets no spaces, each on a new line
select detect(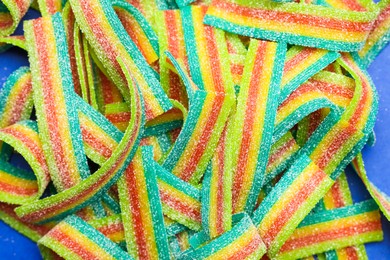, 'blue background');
0,9,389,260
